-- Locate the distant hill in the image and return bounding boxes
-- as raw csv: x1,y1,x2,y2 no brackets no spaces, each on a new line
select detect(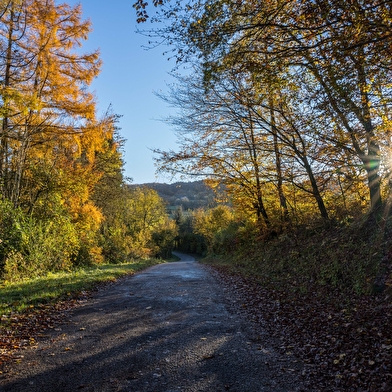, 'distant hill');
131,181,217,211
